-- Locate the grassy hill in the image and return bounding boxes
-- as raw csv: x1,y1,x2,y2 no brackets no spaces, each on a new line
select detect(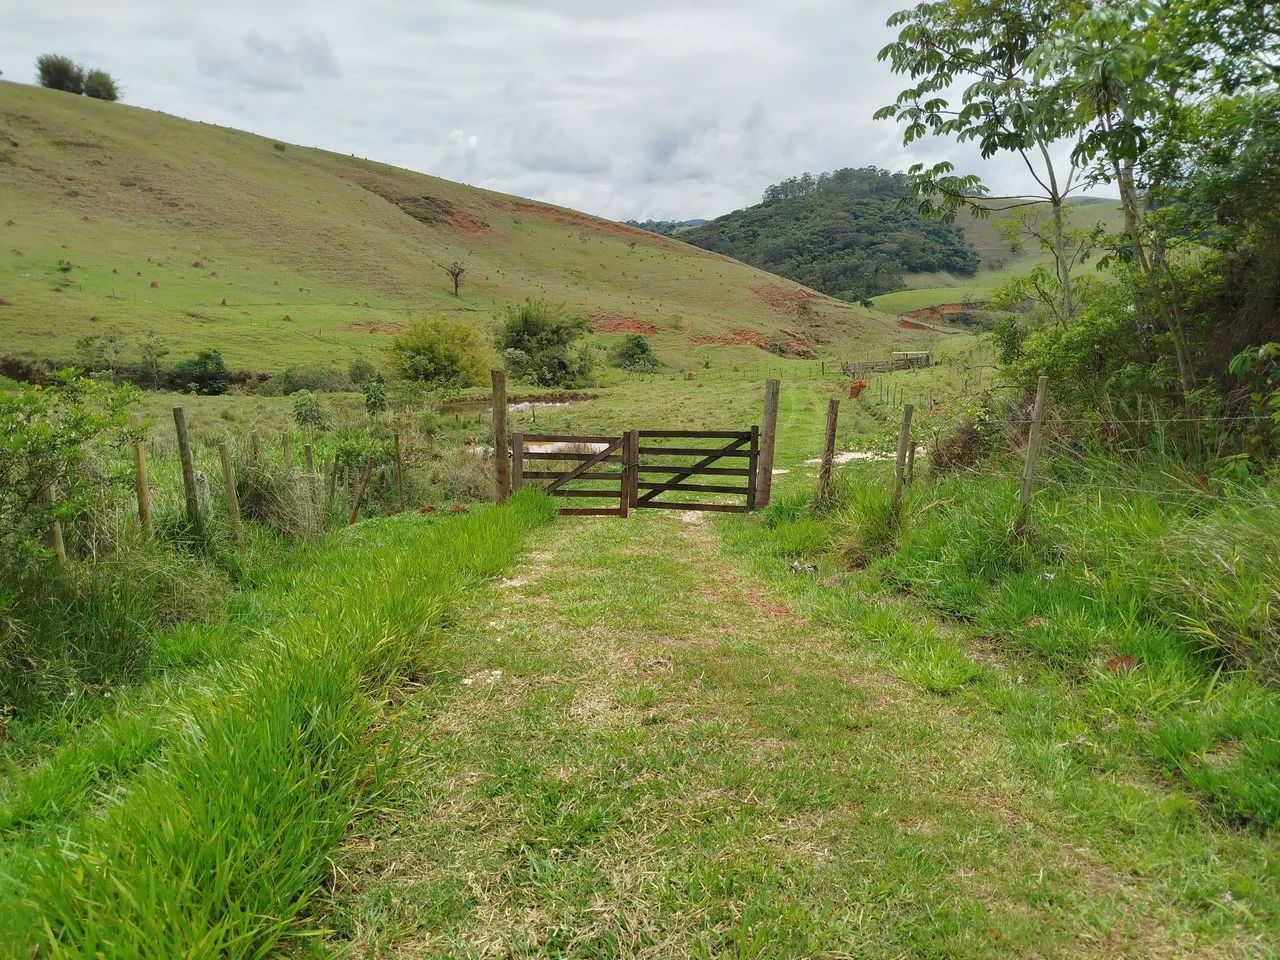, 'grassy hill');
0,82,928,375
871,196,1126,314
